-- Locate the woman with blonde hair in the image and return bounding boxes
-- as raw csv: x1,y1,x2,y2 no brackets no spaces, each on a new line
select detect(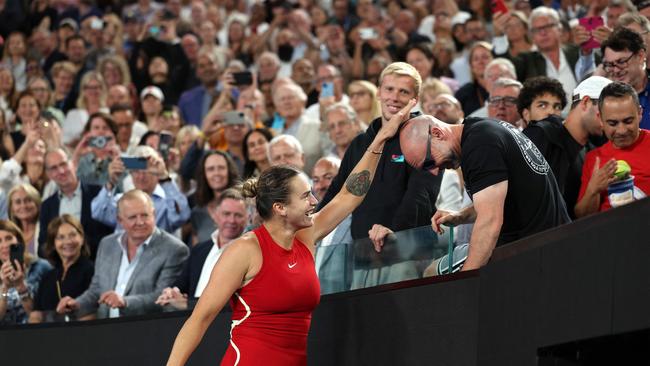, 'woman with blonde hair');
7,184,42,257
97,55,132,88
51,61,78,113
27,76,65,125
348,80,380,125
454,41,493,116
63,71,109,146
0,220,51,324
419,78,453,115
